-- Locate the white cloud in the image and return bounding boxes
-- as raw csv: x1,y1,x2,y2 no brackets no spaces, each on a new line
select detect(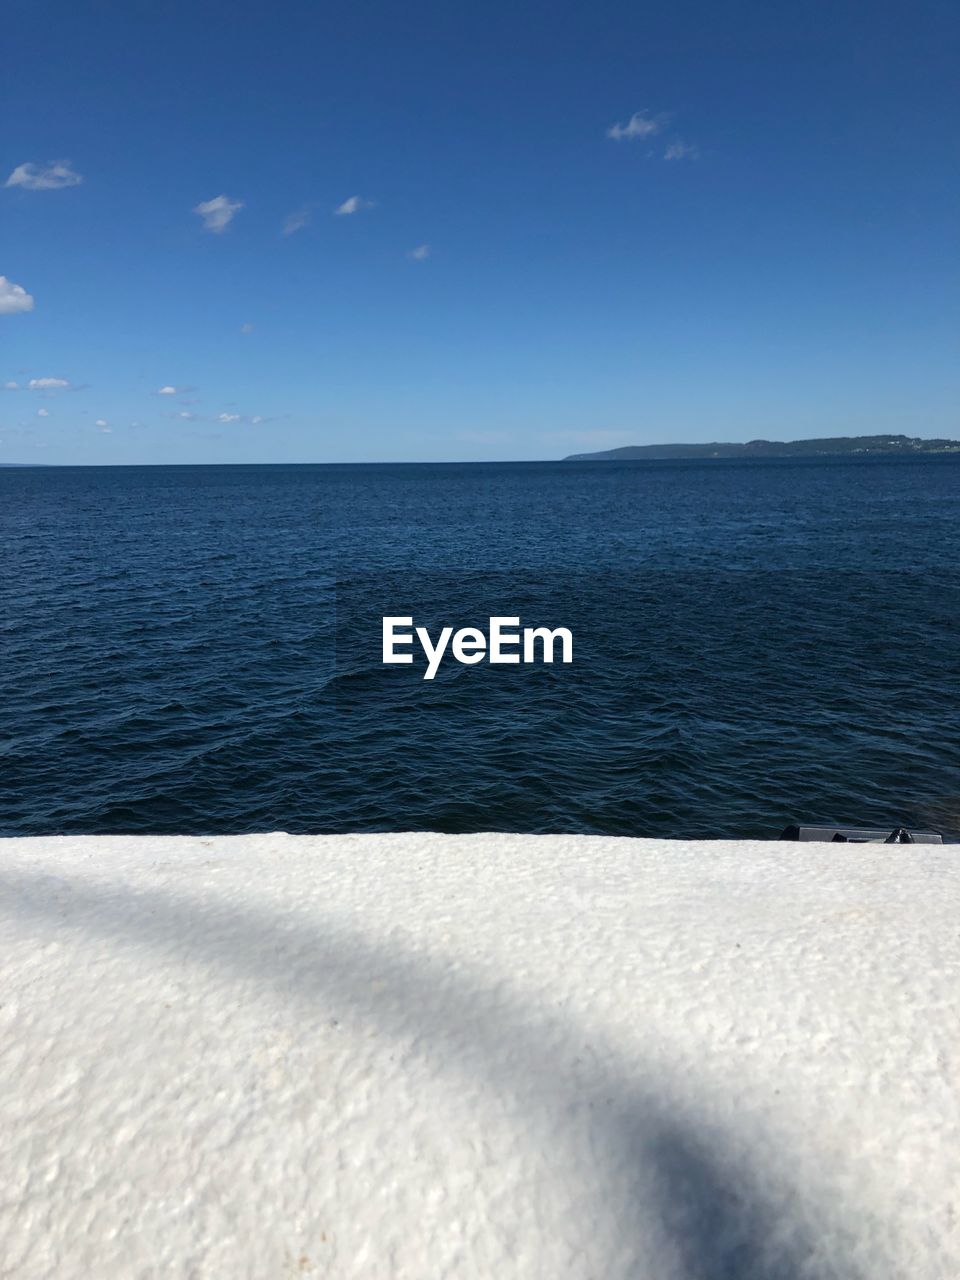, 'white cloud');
178,411,195,420
407,244,431,261
282,207,310,236
36,408,49,417
0,276,34,315
5,161,83,190
3,381,18,390
28,377,69,390
607,111,664,141
193,194,244,233
664,139,699,161
96,419,108,427
240,322,254,334
155,385,194,395
218,412,240,423
98,425,112,434
335,195,375,216
251,415,265,425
